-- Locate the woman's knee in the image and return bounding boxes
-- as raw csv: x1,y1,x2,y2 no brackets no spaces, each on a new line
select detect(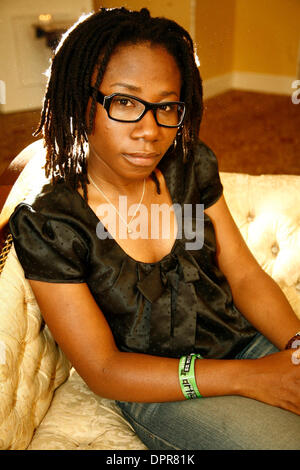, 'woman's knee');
116,397,300,450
